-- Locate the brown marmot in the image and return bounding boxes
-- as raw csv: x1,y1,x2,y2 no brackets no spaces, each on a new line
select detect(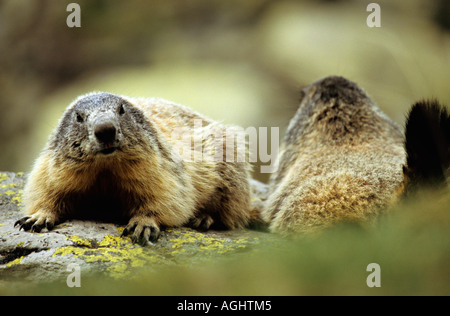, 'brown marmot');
15,92,254,245
263,76,406,235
